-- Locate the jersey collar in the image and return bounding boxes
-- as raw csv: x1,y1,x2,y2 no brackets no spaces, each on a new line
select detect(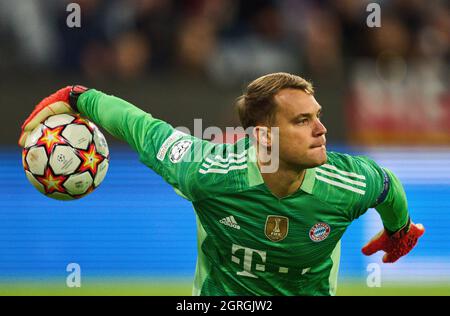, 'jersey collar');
247,144,316,194
247,145,264,187
300,167,316,194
